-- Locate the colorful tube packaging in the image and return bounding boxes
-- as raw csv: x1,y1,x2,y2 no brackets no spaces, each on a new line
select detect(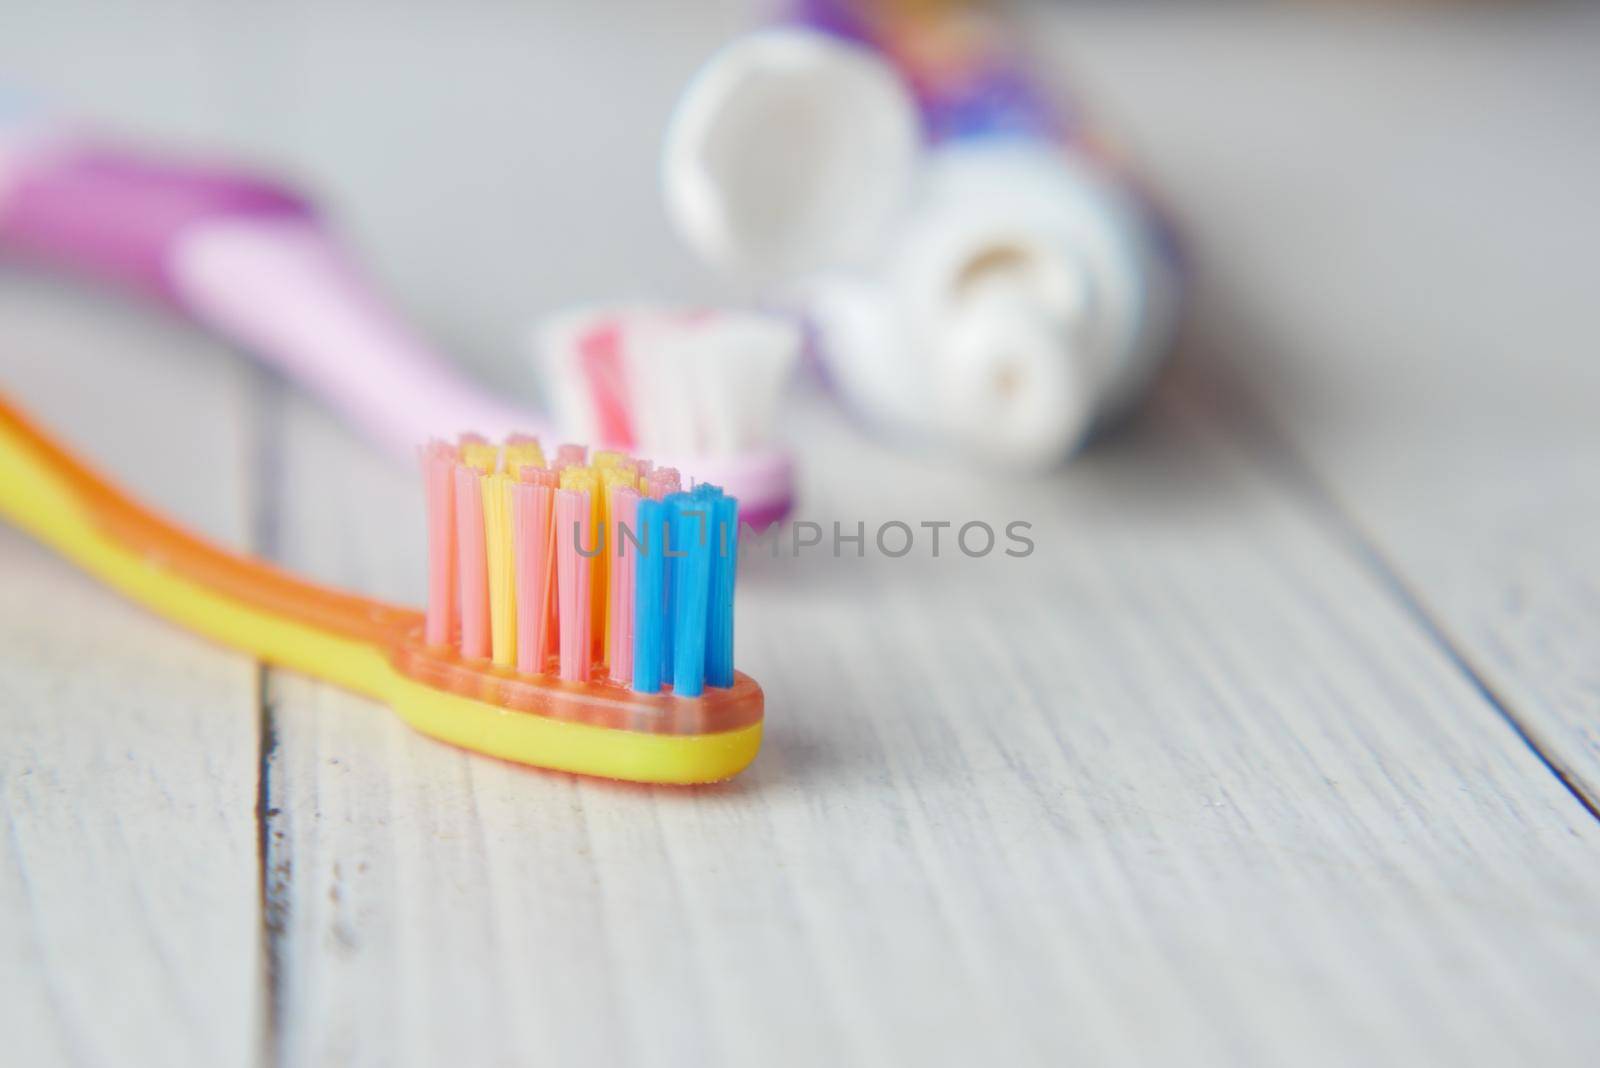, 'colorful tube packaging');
664,0,1182,469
